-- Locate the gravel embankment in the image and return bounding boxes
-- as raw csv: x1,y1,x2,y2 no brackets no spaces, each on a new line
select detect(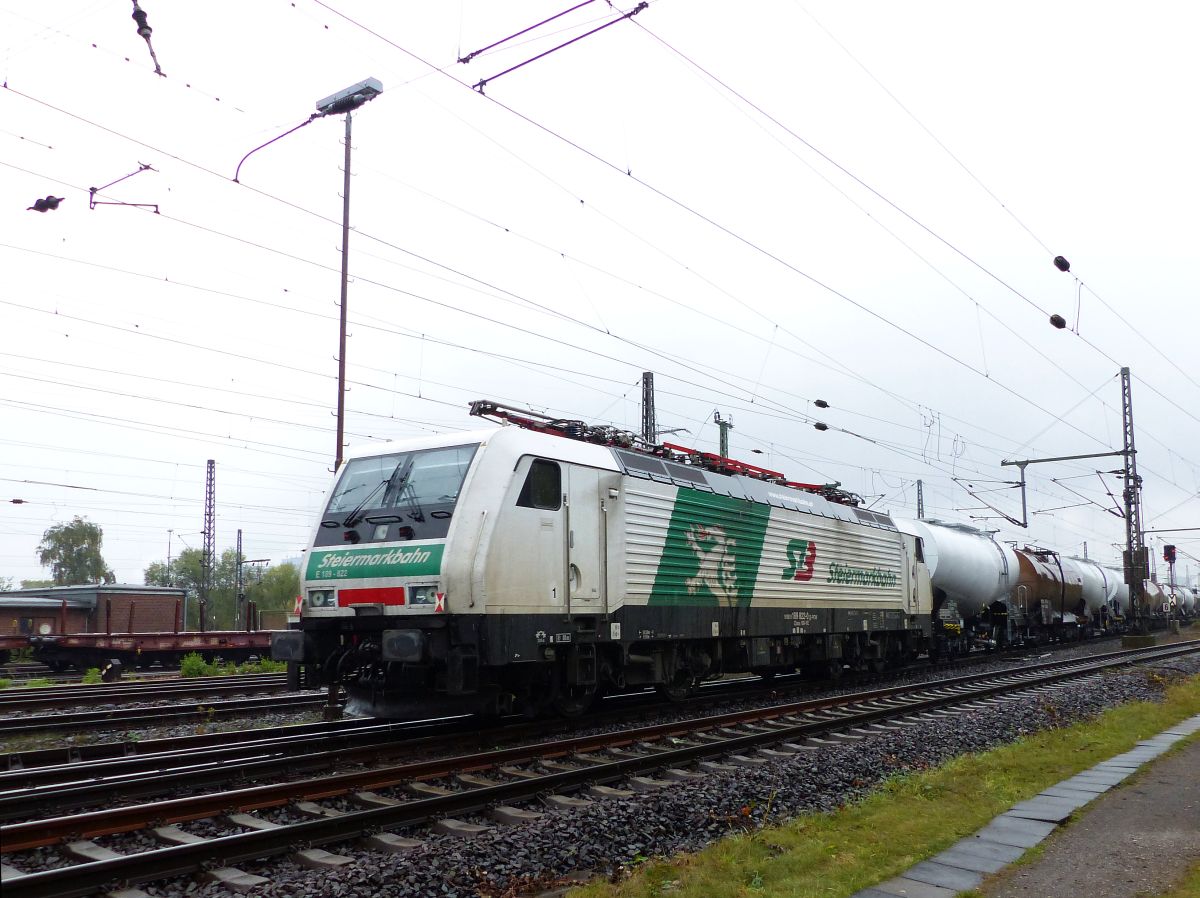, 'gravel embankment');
130,653,1199,898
